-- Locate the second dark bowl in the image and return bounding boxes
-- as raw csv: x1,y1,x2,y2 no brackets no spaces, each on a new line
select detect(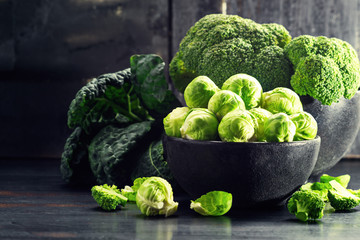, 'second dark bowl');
302,91,360,177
